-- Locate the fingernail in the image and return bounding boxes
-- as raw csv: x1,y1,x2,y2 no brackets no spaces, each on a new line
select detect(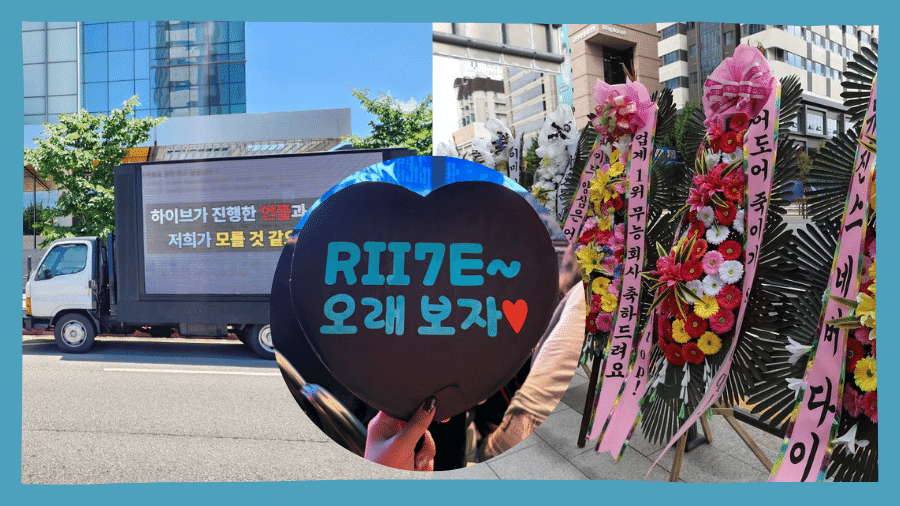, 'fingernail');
423,396,436,413
416,455,428,470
